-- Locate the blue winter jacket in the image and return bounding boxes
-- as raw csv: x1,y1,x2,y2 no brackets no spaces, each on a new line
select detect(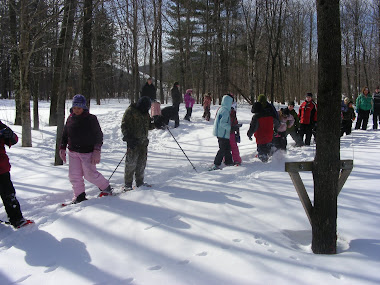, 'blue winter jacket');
213,95,233,139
